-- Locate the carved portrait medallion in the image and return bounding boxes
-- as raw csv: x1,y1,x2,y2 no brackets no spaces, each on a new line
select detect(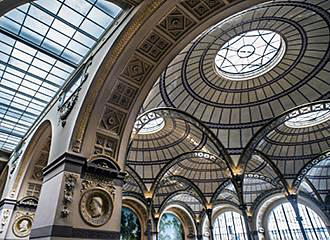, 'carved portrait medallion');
12,216,33,238
79,188,113,226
